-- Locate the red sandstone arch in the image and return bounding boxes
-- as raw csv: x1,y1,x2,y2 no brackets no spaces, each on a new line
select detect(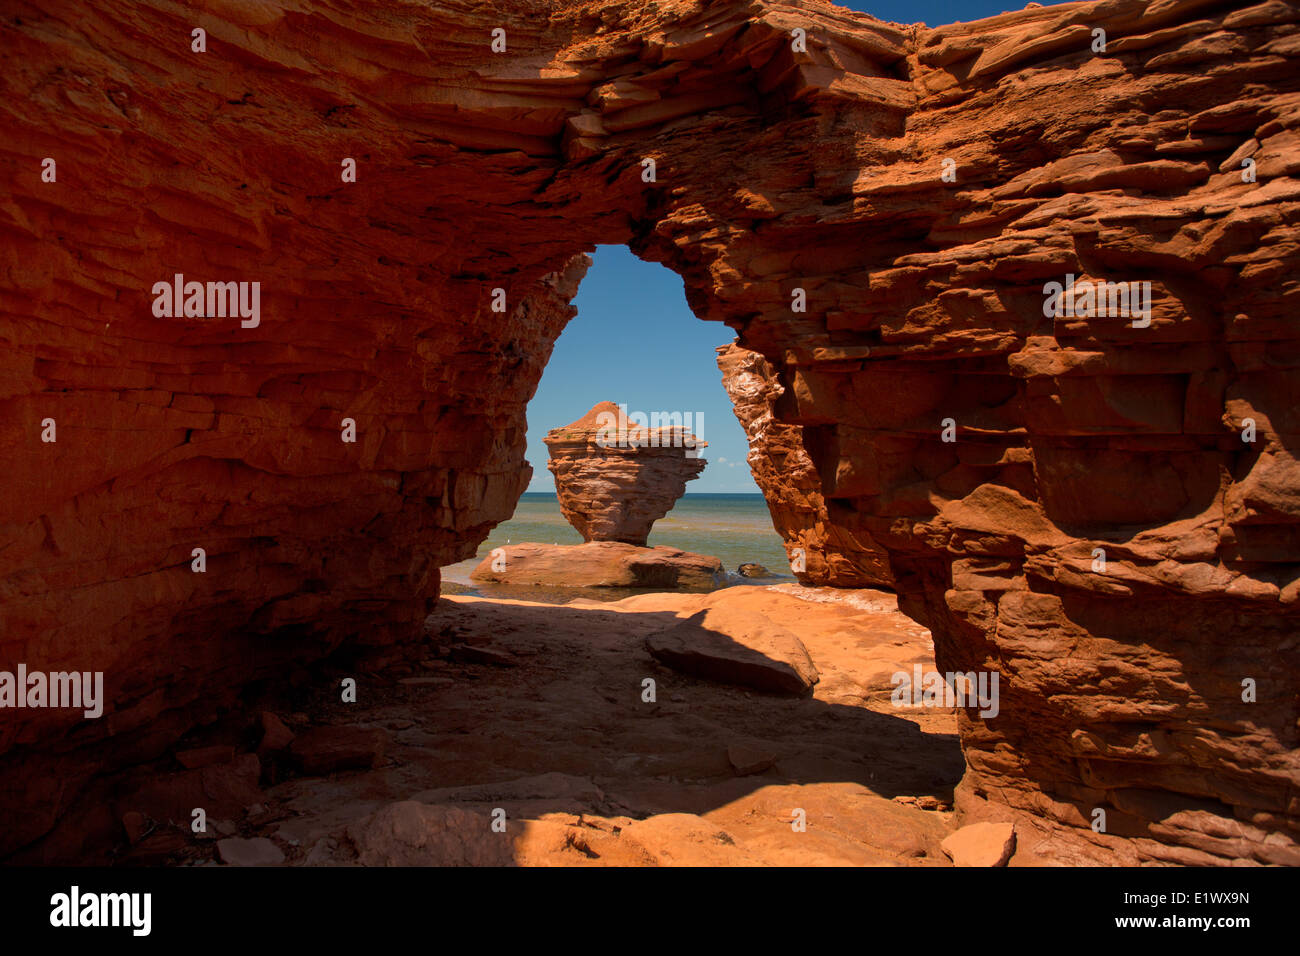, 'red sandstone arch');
1,0,1297,863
